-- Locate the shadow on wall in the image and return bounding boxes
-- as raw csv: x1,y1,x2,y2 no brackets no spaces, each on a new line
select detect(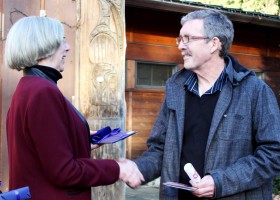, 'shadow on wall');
260,56,280,107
